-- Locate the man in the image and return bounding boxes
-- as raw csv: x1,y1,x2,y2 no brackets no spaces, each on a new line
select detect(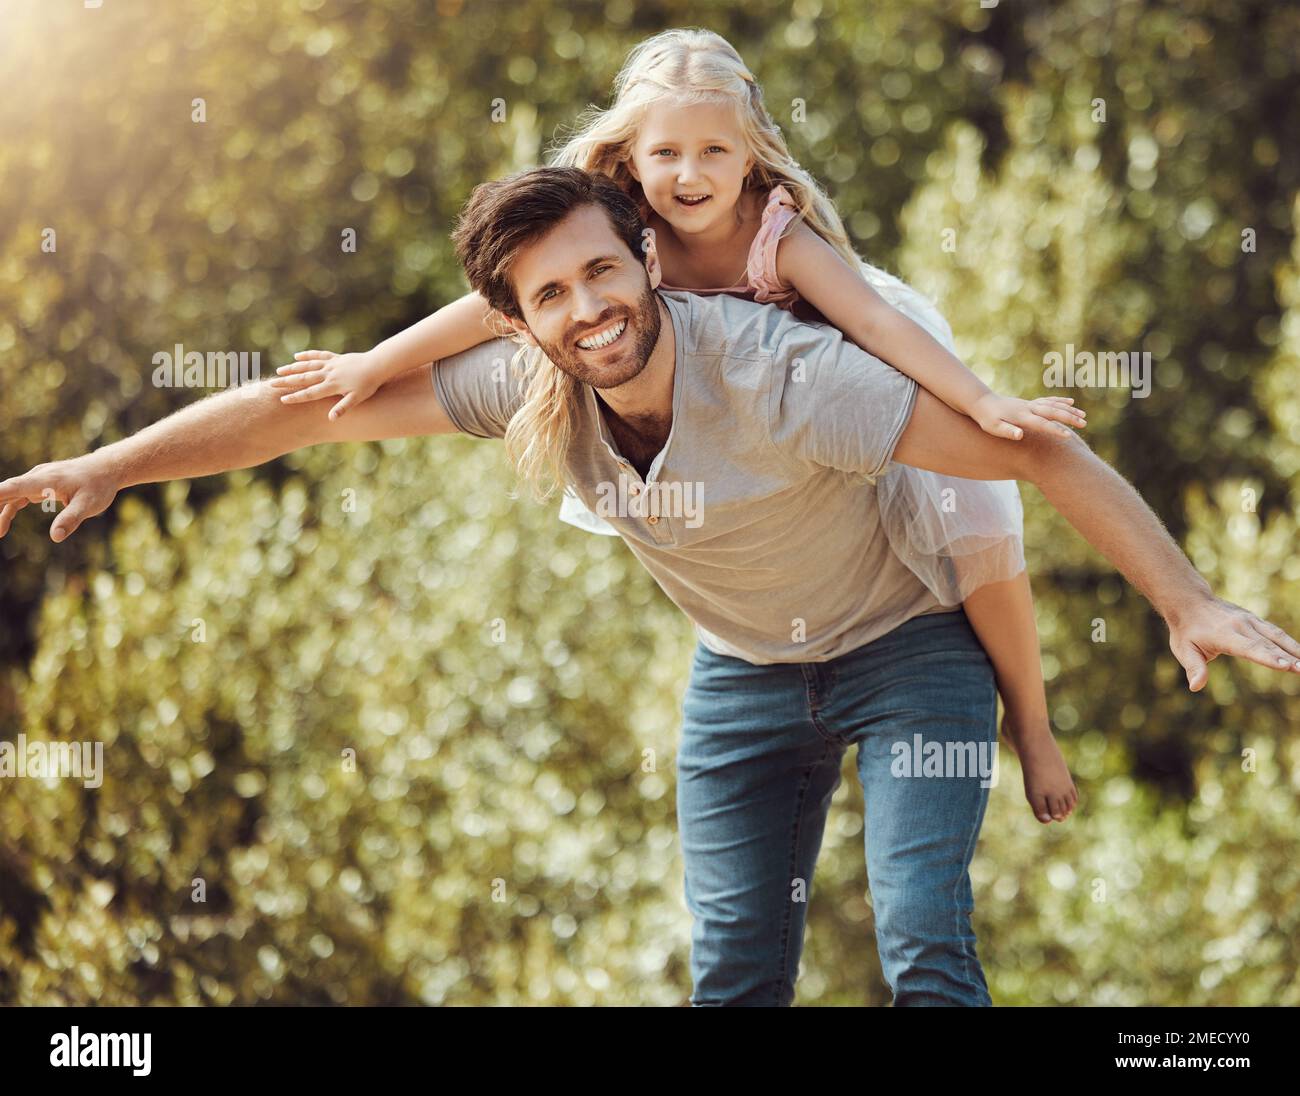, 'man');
3,167,1298,1007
